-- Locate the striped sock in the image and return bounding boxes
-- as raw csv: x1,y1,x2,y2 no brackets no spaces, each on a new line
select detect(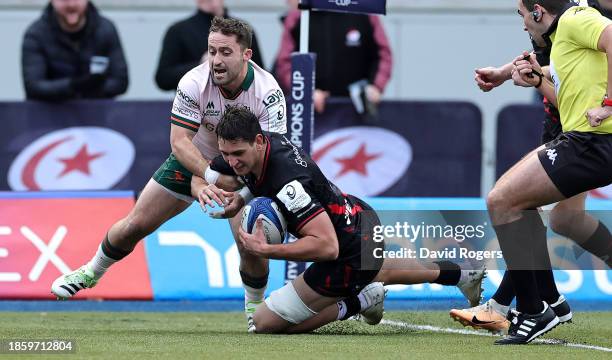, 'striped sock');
88,244,119,279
